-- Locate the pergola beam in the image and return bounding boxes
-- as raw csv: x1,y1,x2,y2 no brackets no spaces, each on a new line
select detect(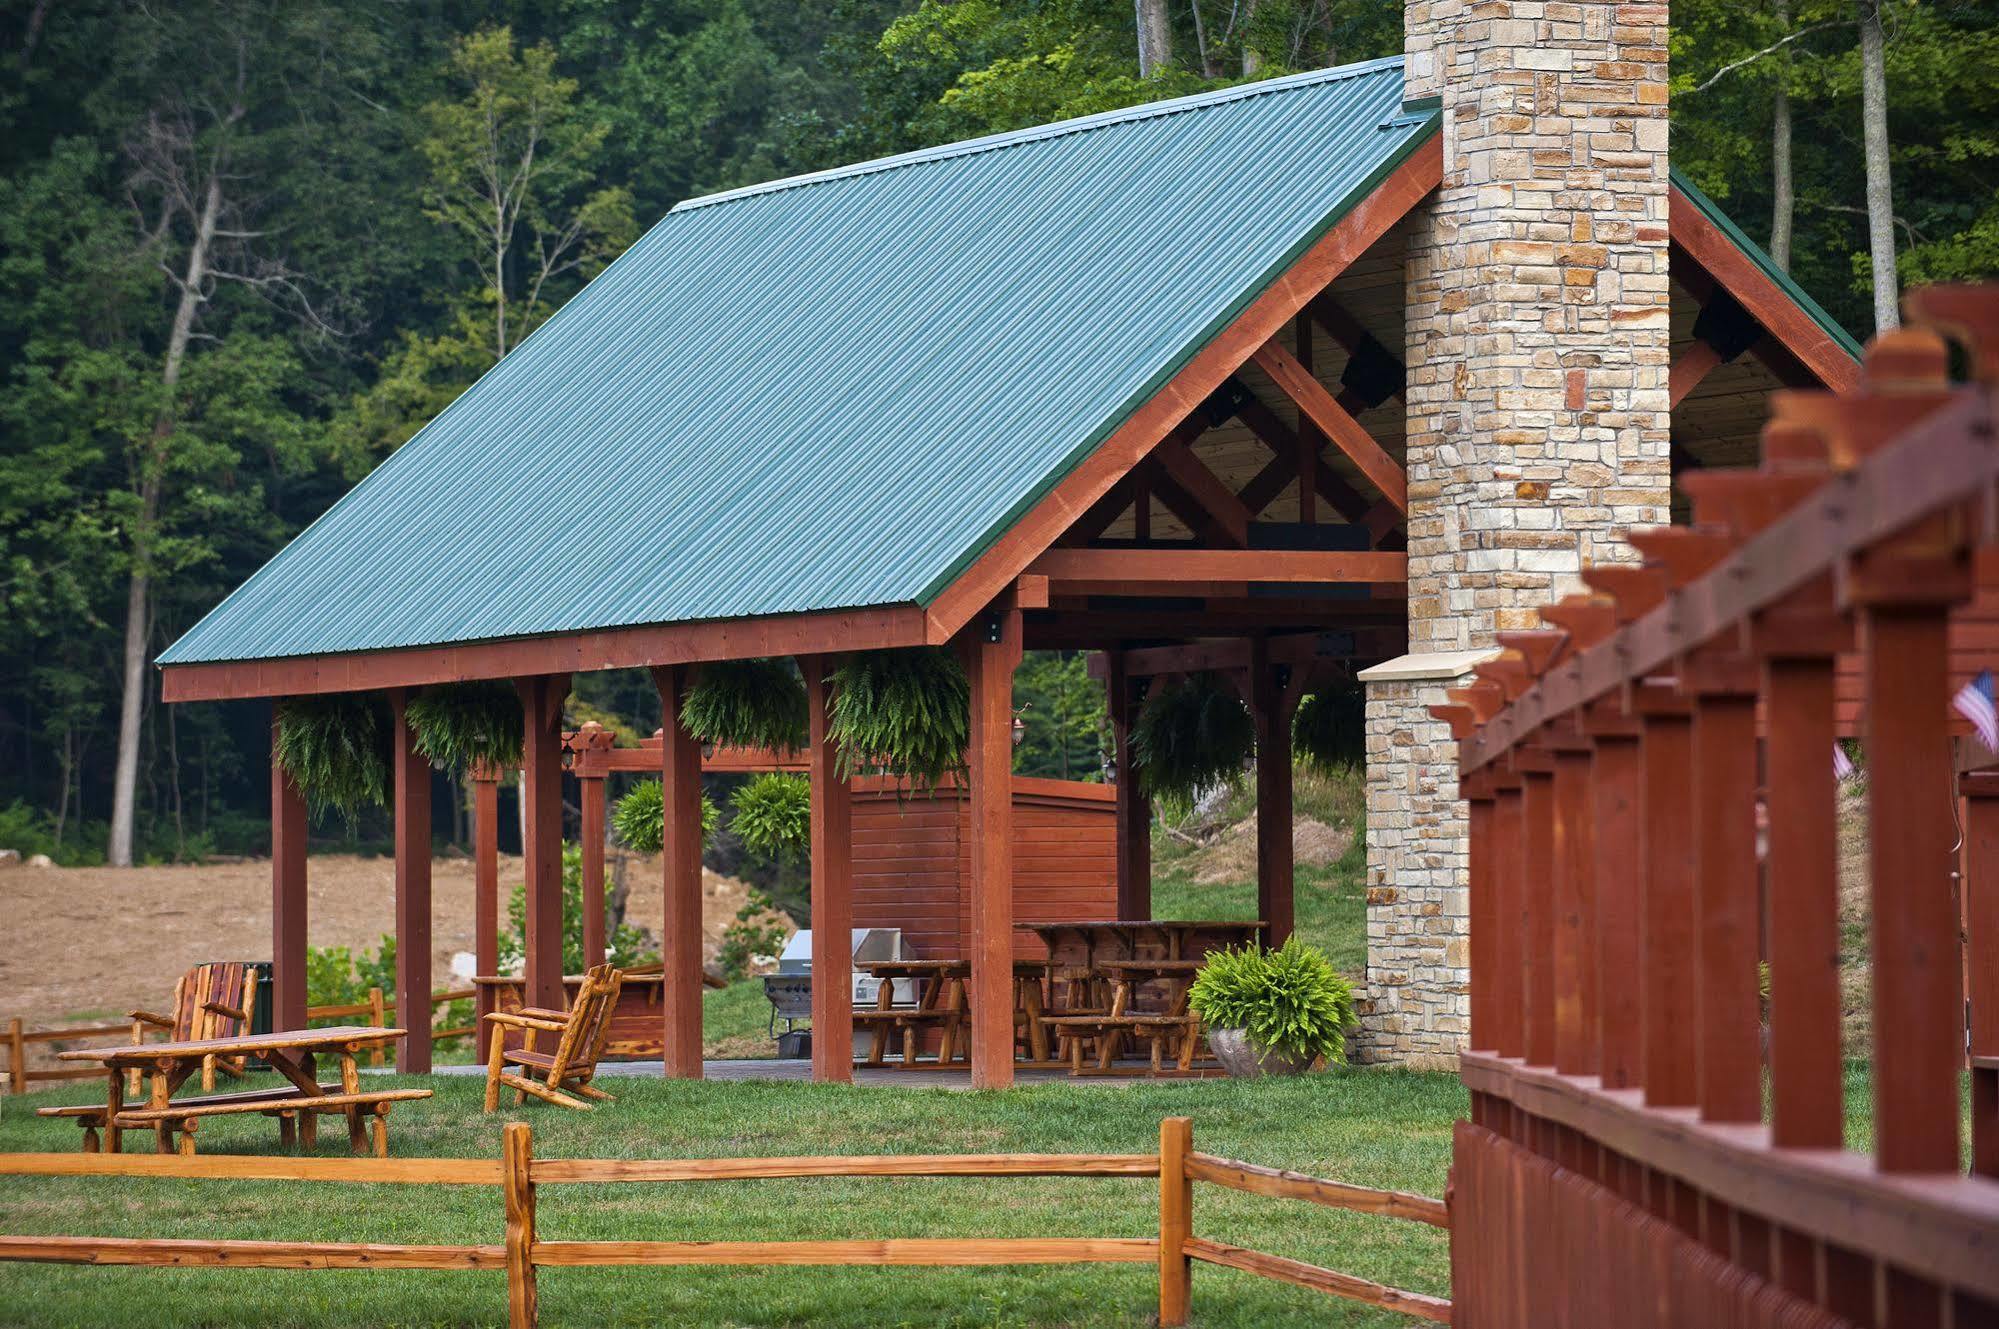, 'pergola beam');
649,665,705,1079
270,726,308,1033
1028,547,1405,587
1250,339,1409,513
